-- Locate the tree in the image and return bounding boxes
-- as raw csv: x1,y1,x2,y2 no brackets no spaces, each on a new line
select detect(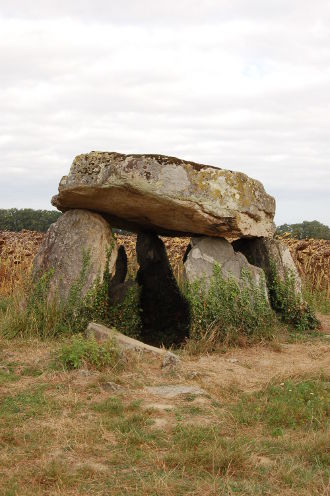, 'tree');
276,220,330,240
0,209,62,232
